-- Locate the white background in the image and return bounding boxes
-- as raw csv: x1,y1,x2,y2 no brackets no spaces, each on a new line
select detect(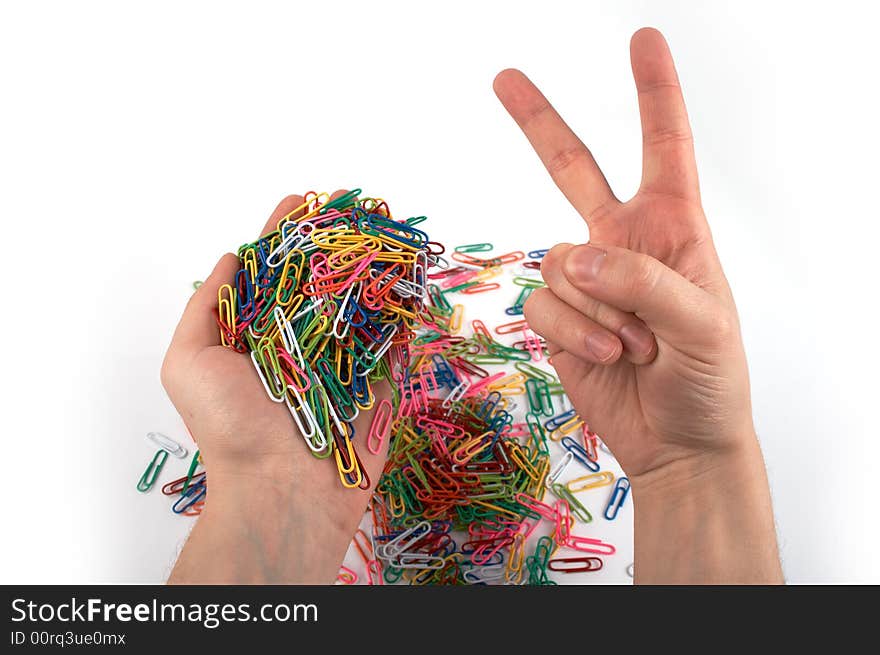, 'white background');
1,0,877,583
